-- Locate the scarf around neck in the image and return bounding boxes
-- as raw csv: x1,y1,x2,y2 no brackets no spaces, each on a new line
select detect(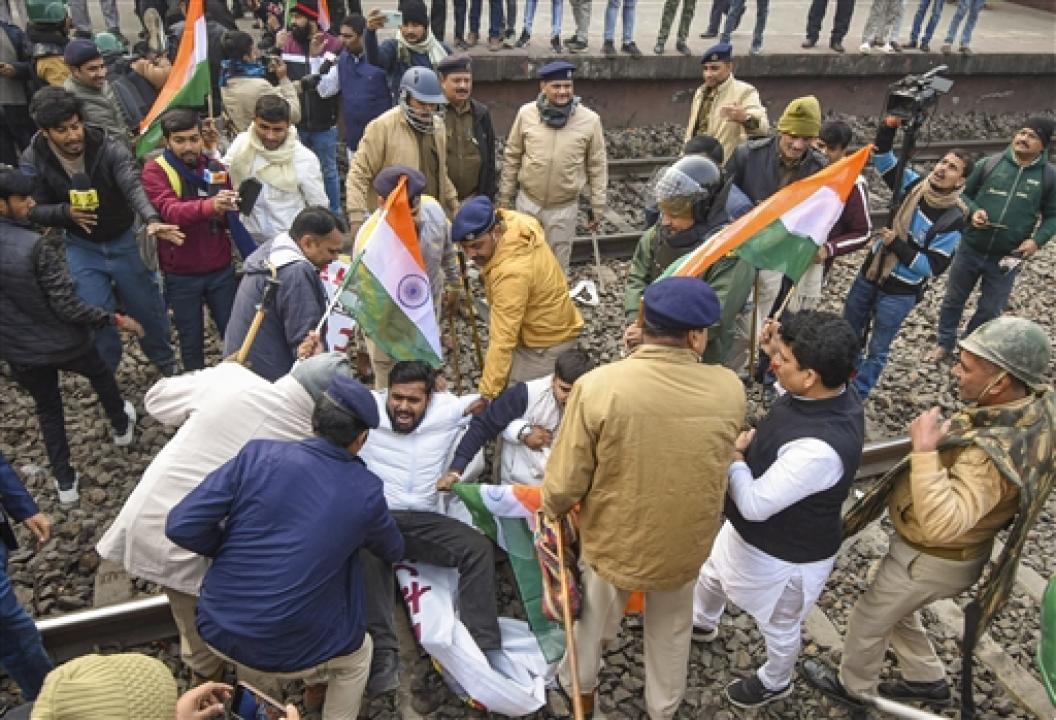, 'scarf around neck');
219,58,267,88
226,123,301,194
535,94,581,129
396,32,449,68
